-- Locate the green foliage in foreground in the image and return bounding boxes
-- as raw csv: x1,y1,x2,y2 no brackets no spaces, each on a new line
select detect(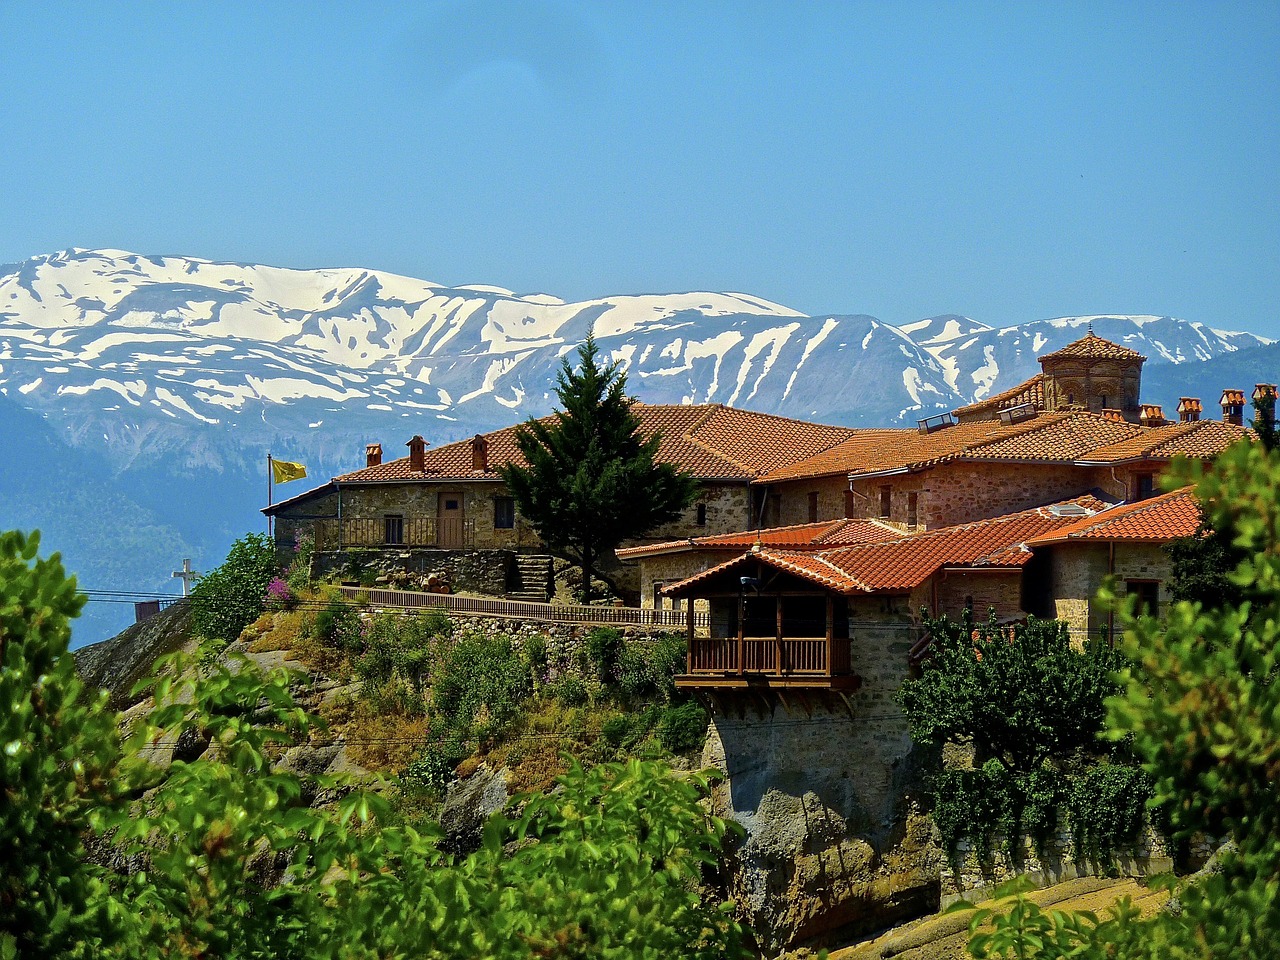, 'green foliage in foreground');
962,438,1280,959
0,531,124,959
1,528,749,959
190,531,278,642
